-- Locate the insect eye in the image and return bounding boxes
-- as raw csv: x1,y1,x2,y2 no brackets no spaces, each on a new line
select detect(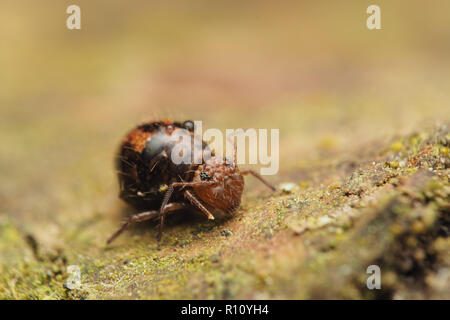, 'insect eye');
200,172,211,181
183,120,194,132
